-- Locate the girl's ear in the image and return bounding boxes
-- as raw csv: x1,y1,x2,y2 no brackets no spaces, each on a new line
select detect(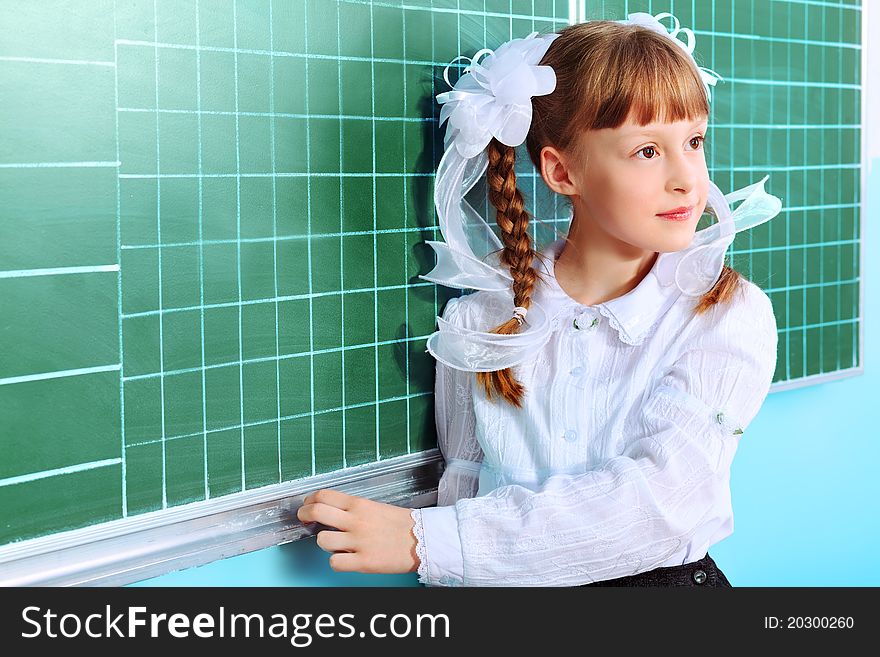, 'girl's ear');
540,145,581,197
